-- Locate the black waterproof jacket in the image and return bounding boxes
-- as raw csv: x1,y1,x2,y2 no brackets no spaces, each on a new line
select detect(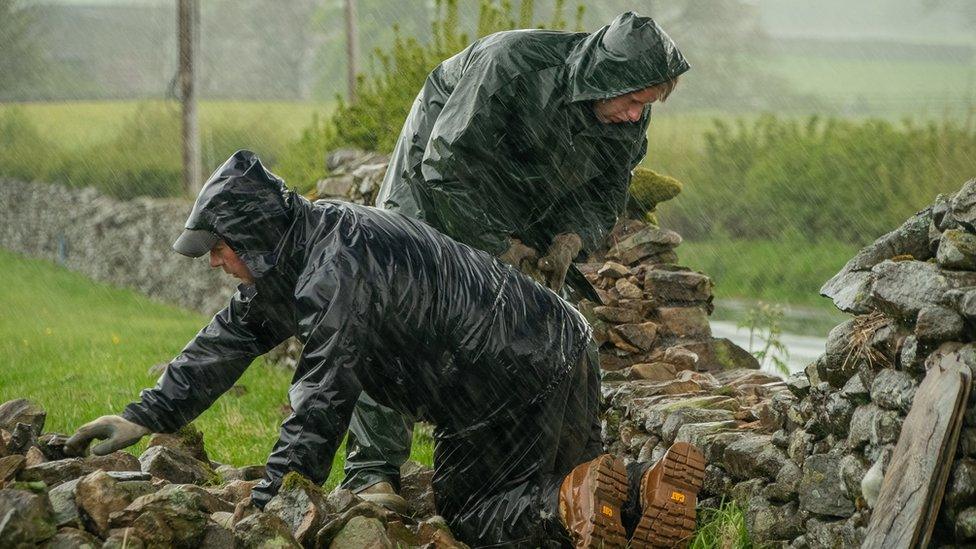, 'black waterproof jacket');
376,12,689,257
121,151,592,507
